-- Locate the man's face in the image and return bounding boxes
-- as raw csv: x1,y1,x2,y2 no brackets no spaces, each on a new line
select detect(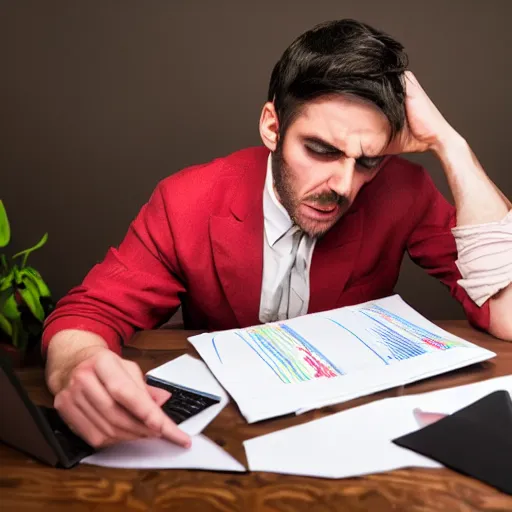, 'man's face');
271,95,391,237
